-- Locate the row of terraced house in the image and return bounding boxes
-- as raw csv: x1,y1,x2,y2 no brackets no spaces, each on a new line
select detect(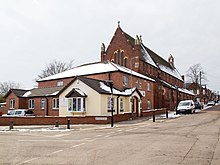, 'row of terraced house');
4,24,195,122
